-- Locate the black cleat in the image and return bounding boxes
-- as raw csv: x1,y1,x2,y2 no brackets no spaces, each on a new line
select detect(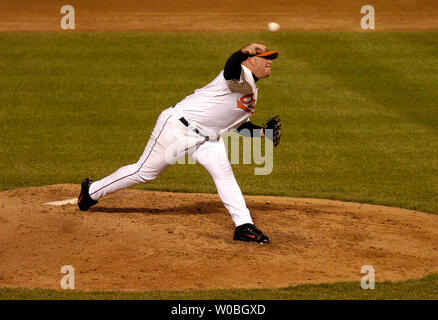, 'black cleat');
77,177,98,211
233,223,271,244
